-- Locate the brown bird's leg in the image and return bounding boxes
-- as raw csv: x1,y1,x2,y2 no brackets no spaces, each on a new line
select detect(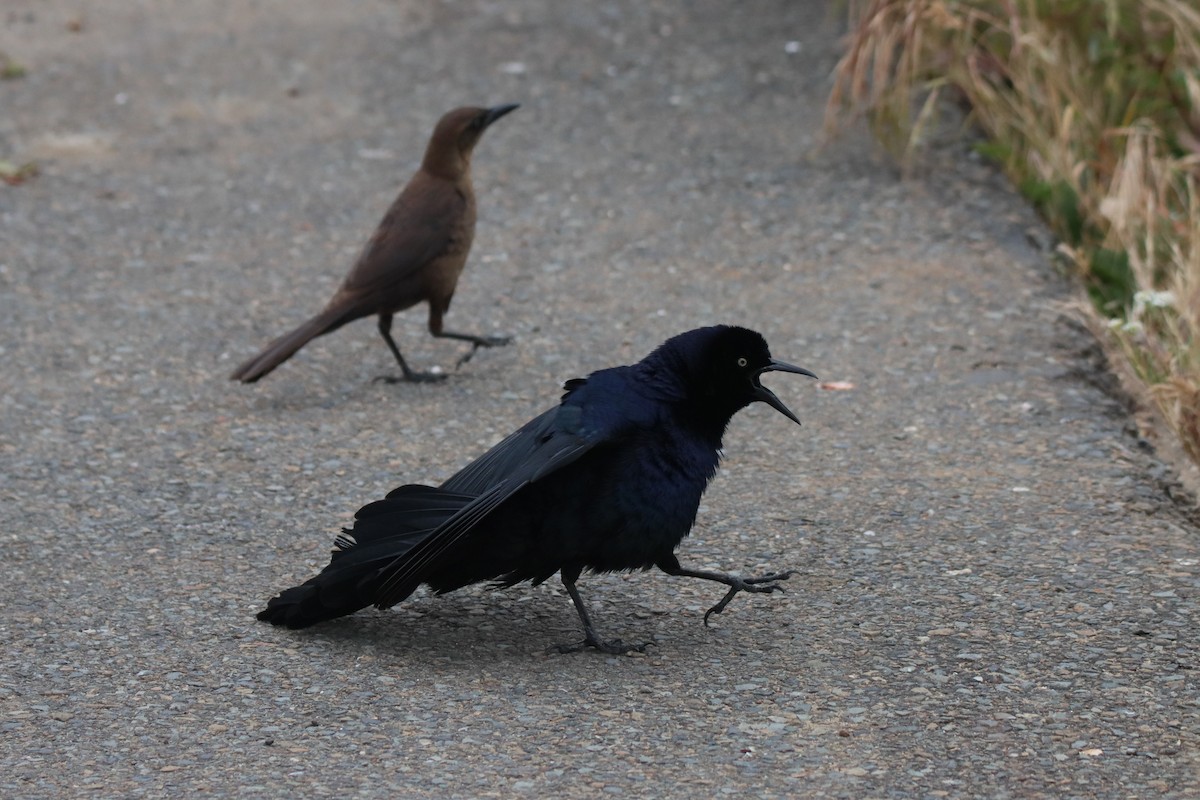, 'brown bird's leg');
427,304,511,368
440,330,514,367
552,566,650,655
374,313,448,383
656,554,793,627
